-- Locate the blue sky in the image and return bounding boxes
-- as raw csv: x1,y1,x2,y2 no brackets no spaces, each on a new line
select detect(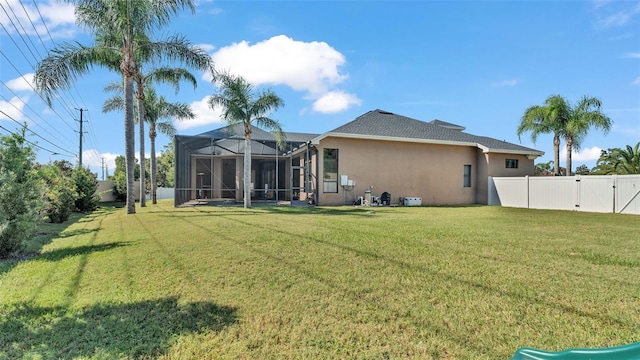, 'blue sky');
1,0,639,177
